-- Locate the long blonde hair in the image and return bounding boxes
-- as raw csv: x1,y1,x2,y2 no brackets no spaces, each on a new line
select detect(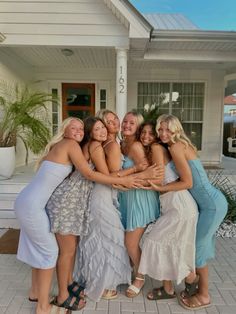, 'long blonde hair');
36,117,83,169
122,110,144,139
96,109,119,125
156,114,197,152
